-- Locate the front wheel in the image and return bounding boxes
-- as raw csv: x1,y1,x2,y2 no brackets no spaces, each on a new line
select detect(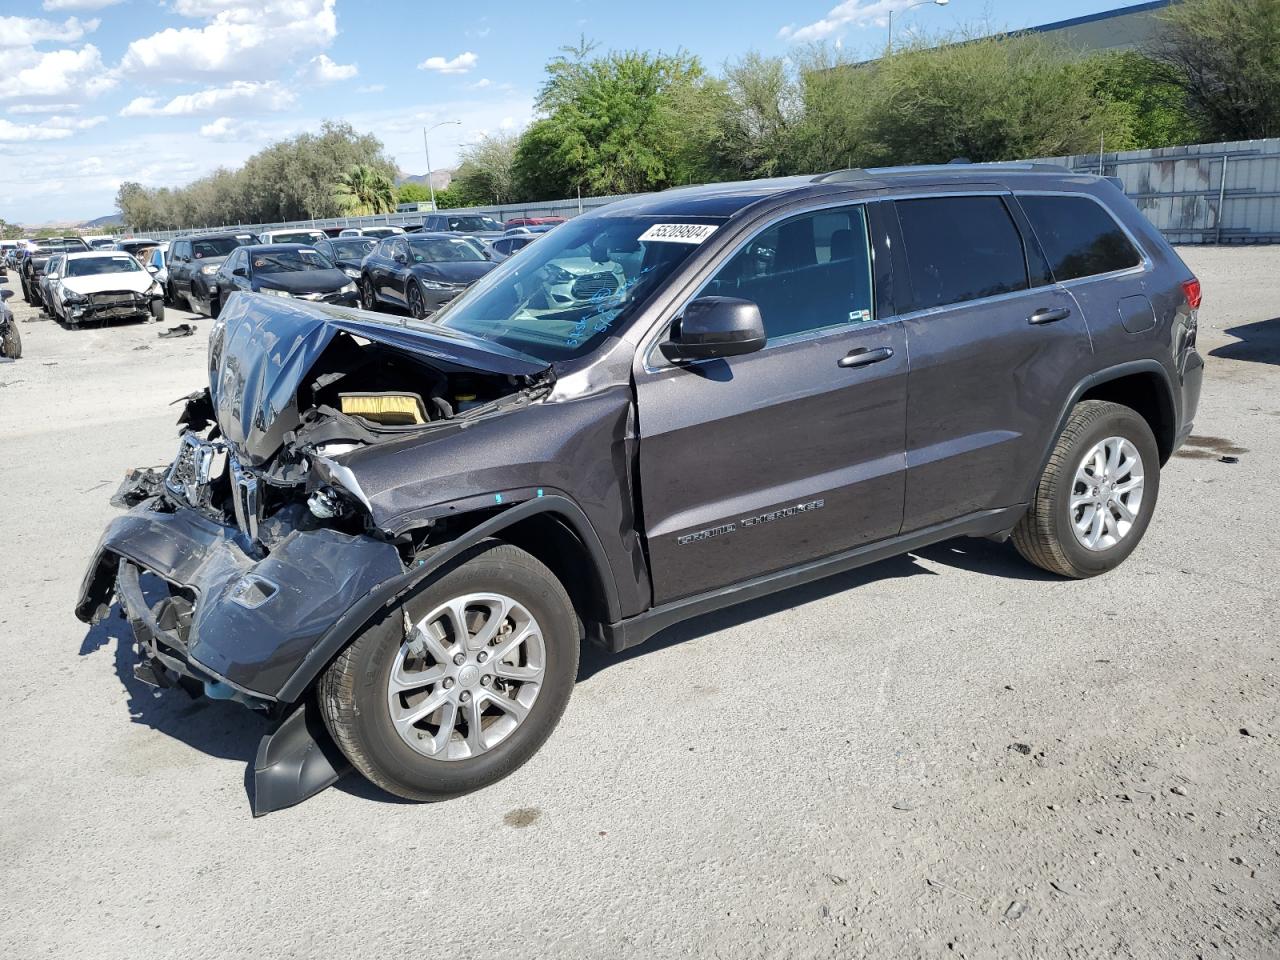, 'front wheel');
360,277,378,312
407,281,428,320
1012,400,1161,578
320,542,579,801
